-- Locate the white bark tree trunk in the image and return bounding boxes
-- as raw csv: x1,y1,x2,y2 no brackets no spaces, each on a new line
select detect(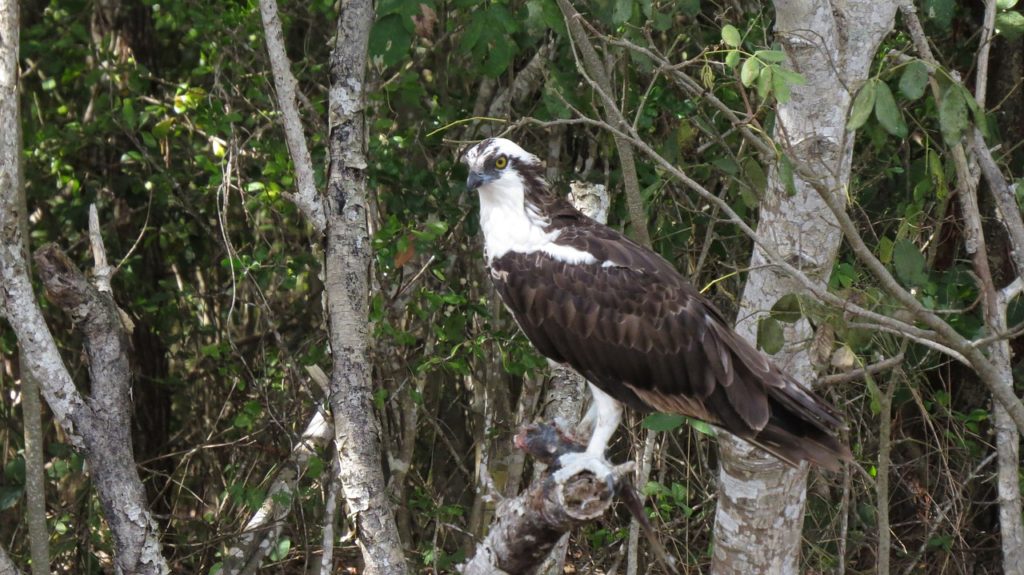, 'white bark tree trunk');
323,1,406,572
712,2,898,572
